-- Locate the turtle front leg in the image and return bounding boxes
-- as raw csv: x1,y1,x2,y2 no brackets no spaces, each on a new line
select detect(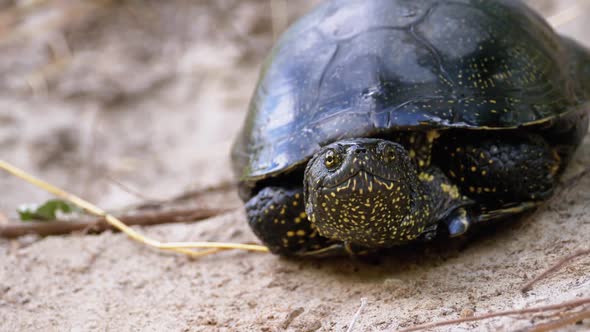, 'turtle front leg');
433,133,561,235
245,186,338,256
442,202,545,237
436,133,560,204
